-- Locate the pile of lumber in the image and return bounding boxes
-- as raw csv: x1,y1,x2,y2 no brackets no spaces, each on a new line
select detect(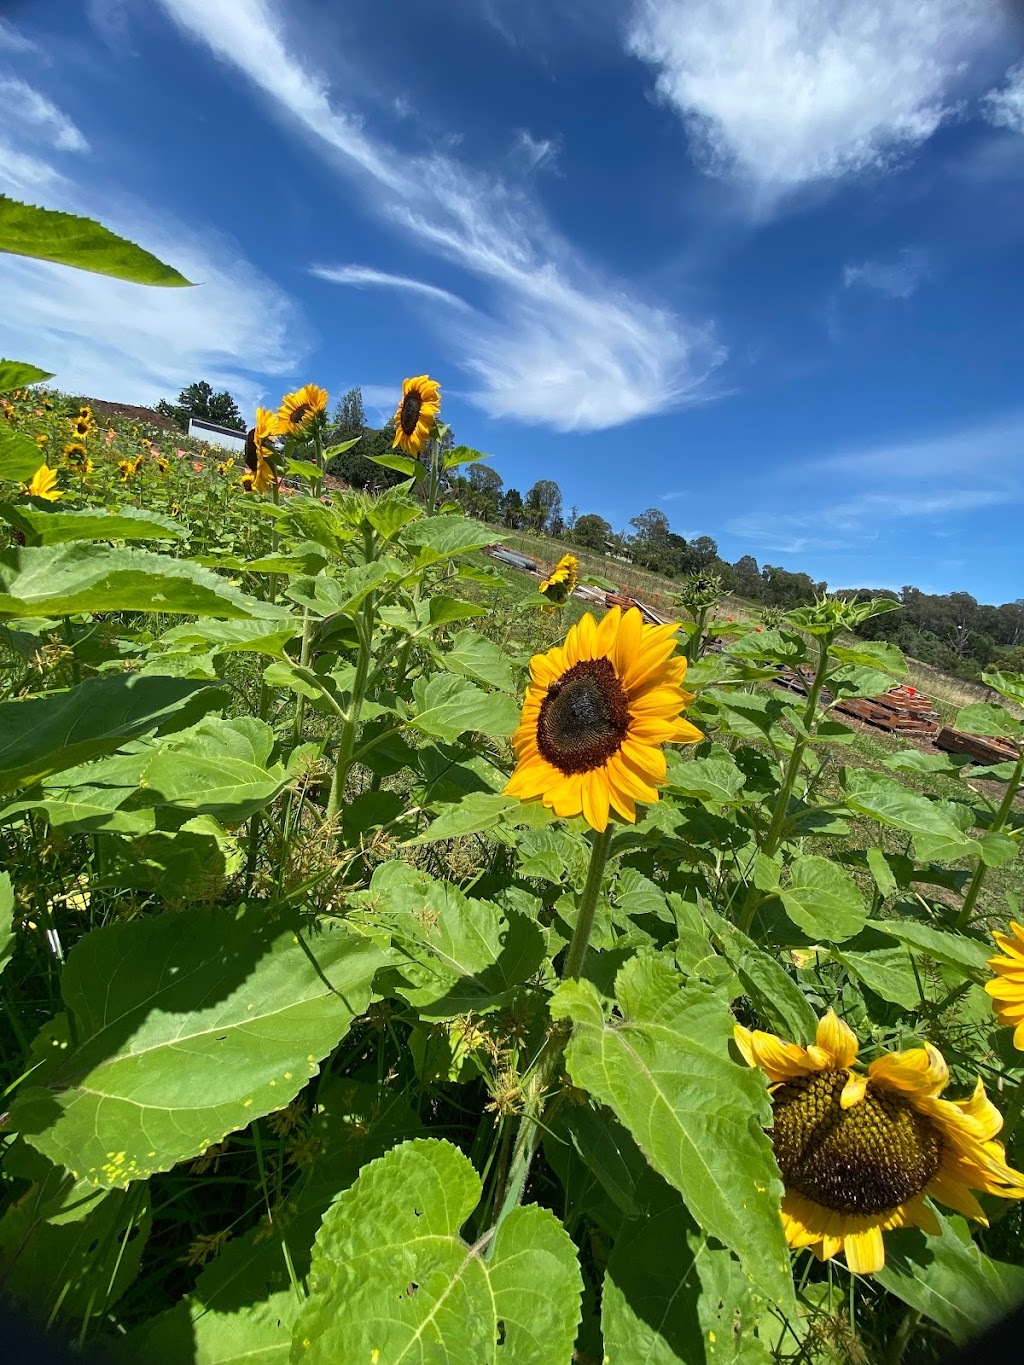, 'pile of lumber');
935,727,1020,765
603,592,672,626
773,670,940,736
